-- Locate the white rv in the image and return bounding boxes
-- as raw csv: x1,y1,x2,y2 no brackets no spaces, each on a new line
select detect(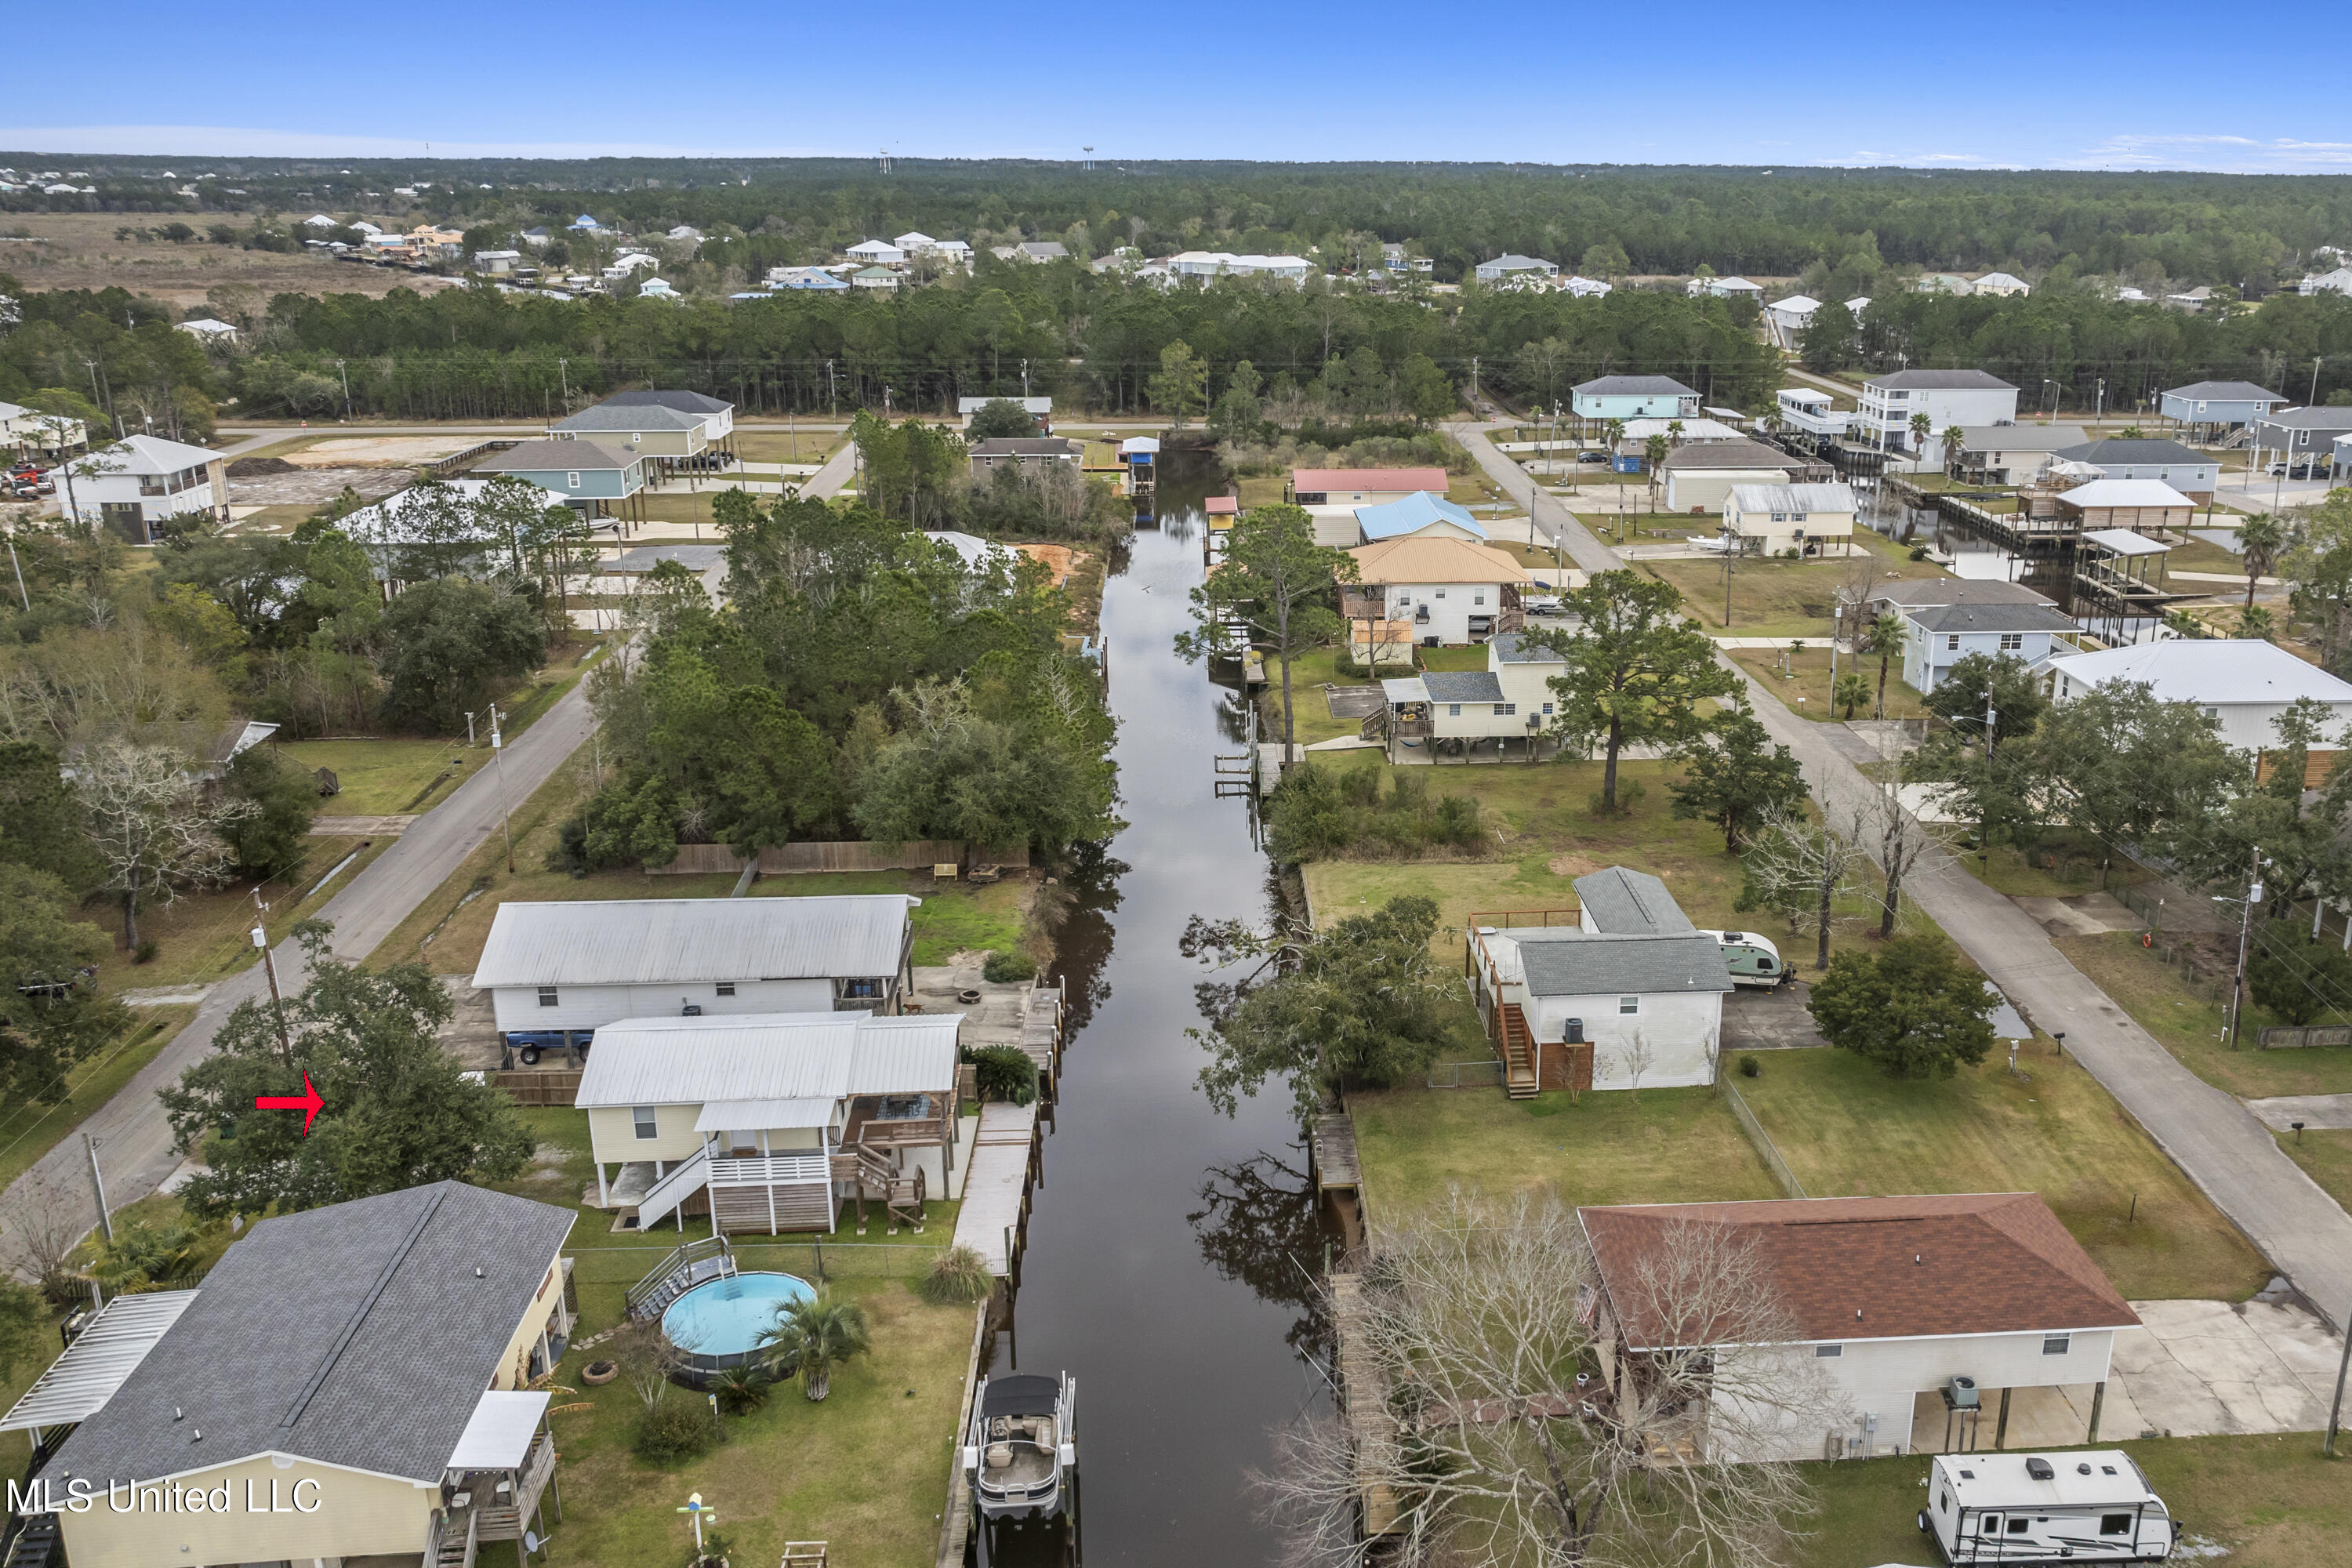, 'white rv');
1918,1450,2176,1565
1700,929,1786,987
